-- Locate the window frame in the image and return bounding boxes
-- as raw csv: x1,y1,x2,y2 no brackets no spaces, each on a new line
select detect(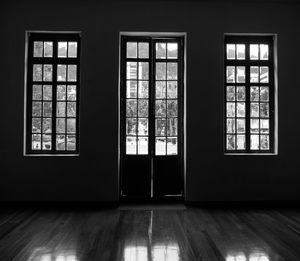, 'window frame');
24,31,81,156
224,34,277,155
